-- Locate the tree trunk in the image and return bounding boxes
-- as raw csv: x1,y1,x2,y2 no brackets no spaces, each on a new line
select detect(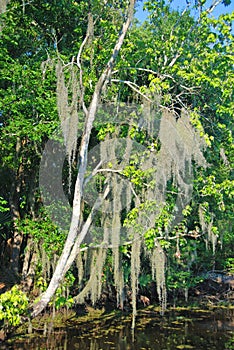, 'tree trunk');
31,0,135,318
9,138,24,278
